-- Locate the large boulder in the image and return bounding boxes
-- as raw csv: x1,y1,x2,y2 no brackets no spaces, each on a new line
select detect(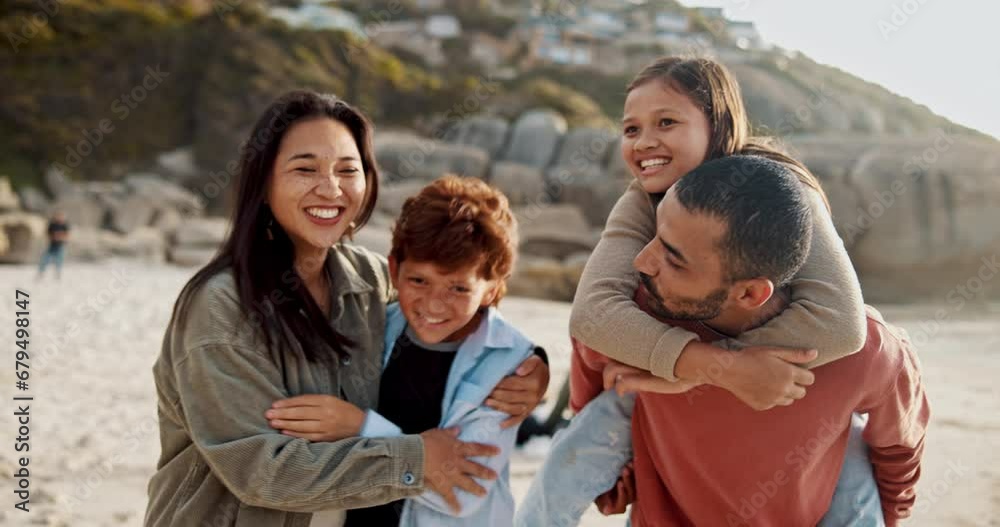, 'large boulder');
63,227,114,262
507,250,592,302
44,166,77,199
17,186,50,214
507,255,575,302
49,195,106,229
108,227,167,262
155,147,200,184
793,134,1000,301
150,206,184,238
375,132,490,183
729,63,852,135
171,217,230,248
500,110,567,169
348,225,392,257
377,181,427,219
551,127,615,168
546,164,629,227
109,194,158,234
606,137,632,180
169,246,219,267
515,204,598,260
0,177,20,212
489,162,546,207
0,213,48,264
442,116,510,158
124,173,204,216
